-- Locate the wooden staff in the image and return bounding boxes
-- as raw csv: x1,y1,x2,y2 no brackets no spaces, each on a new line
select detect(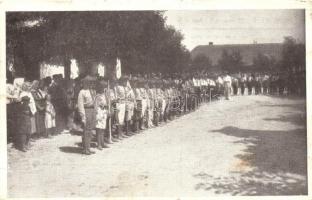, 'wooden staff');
185,92,188,112
108,80,112,143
